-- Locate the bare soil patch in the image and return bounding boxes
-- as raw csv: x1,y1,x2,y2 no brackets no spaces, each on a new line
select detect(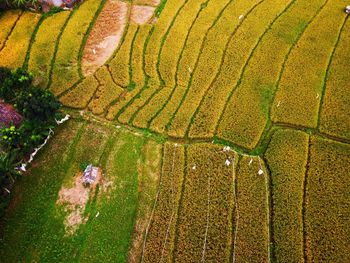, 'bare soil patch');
82,0,128,76
56,169,102,235
130,5,156,25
